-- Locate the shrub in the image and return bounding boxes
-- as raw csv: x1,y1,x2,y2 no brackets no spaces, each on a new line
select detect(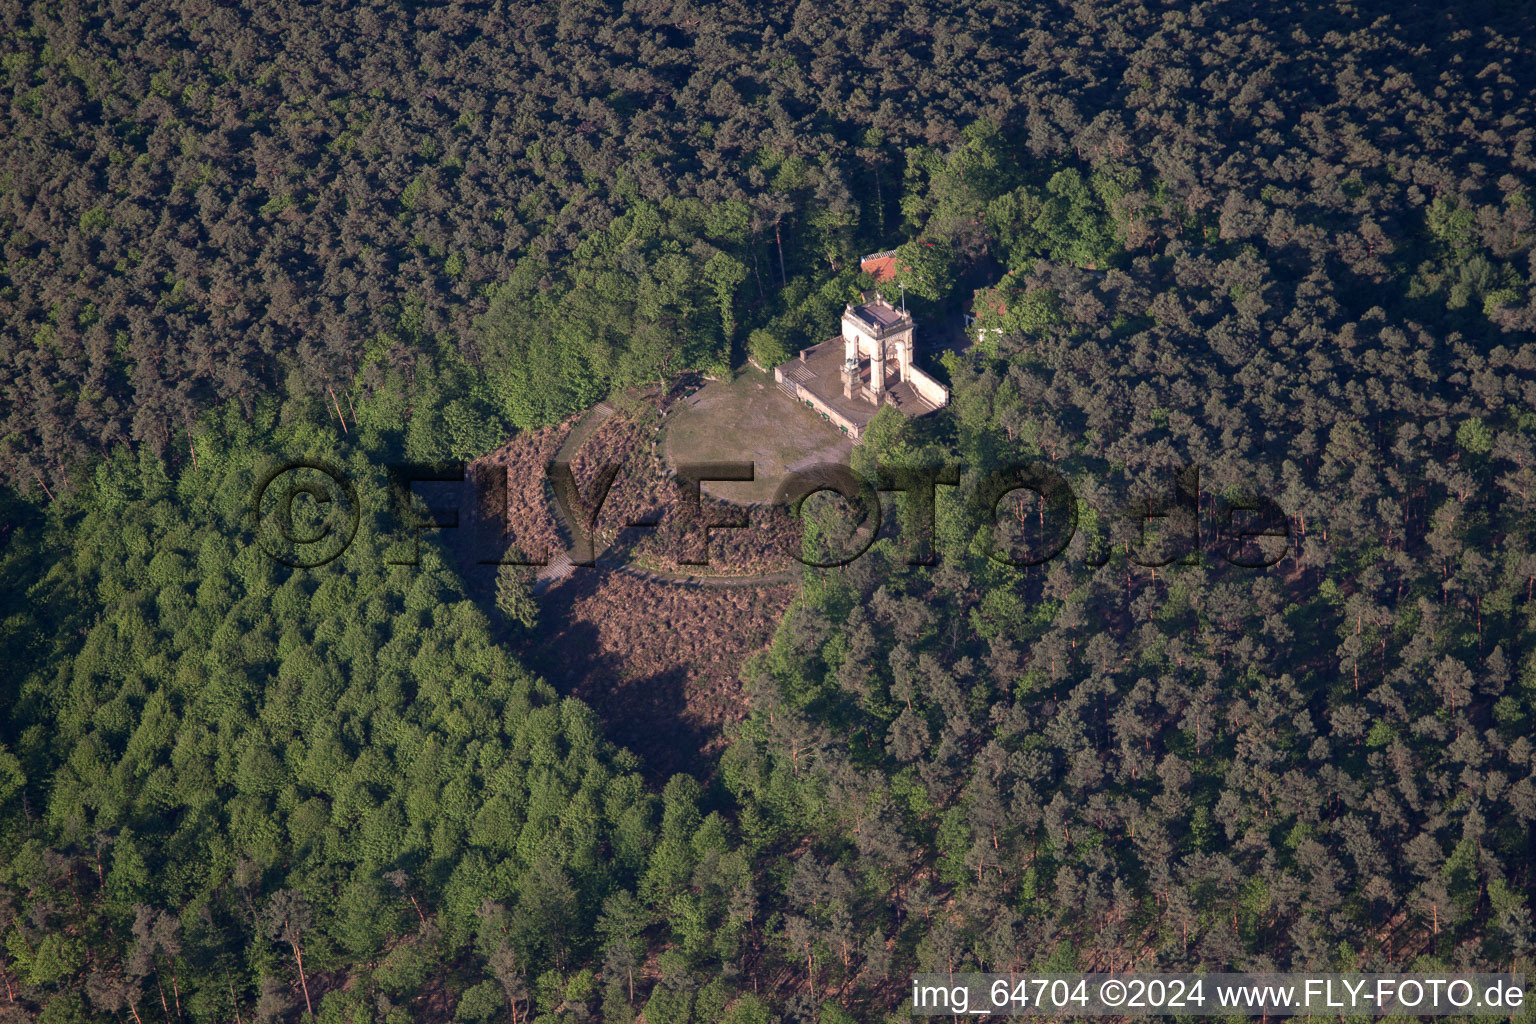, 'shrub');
748,329,790,369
